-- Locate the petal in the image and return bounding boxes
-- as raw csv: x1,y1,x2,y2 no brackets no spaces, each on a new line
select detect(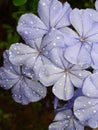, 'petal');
38,0,51,28
39,64,63,86
49,48,65,69
83,73,98,98
12,78,47,105
41,29,65,50
53,74,74,100
55,2,72,28
59,27,78,46
64,43,91,65
9,43,38,67
74,96,98,128
86,22,98,42
17,13,47,40
95,0,98,11
49,120,68,130
70,69,91,88
85,9,98,22
91,42,98,69
0,67,19,89
70,9,93,36
38,0,71,28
